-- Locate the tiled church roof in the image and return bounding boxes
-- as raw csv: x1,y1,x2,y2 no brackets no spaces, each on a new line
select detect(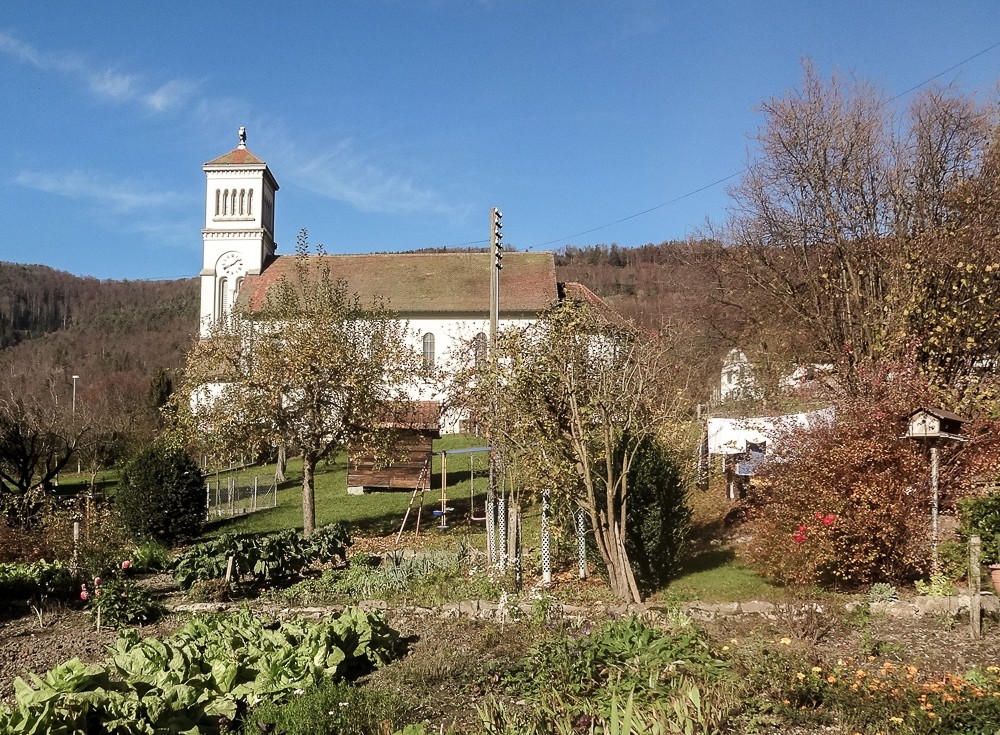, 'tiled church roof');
240,251,558,315
204,147,267,166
